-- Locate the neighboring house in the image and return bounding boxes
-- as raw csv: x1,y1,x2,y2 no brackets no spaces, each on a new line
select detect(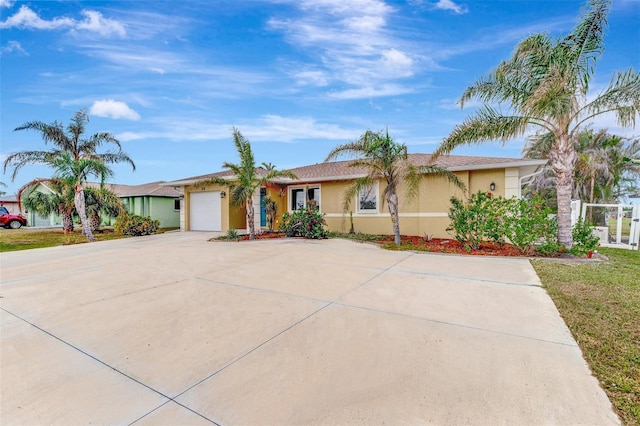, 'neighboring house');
0,194,22,215
164,154,547,238
97,181,181,228
20,181,181,228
